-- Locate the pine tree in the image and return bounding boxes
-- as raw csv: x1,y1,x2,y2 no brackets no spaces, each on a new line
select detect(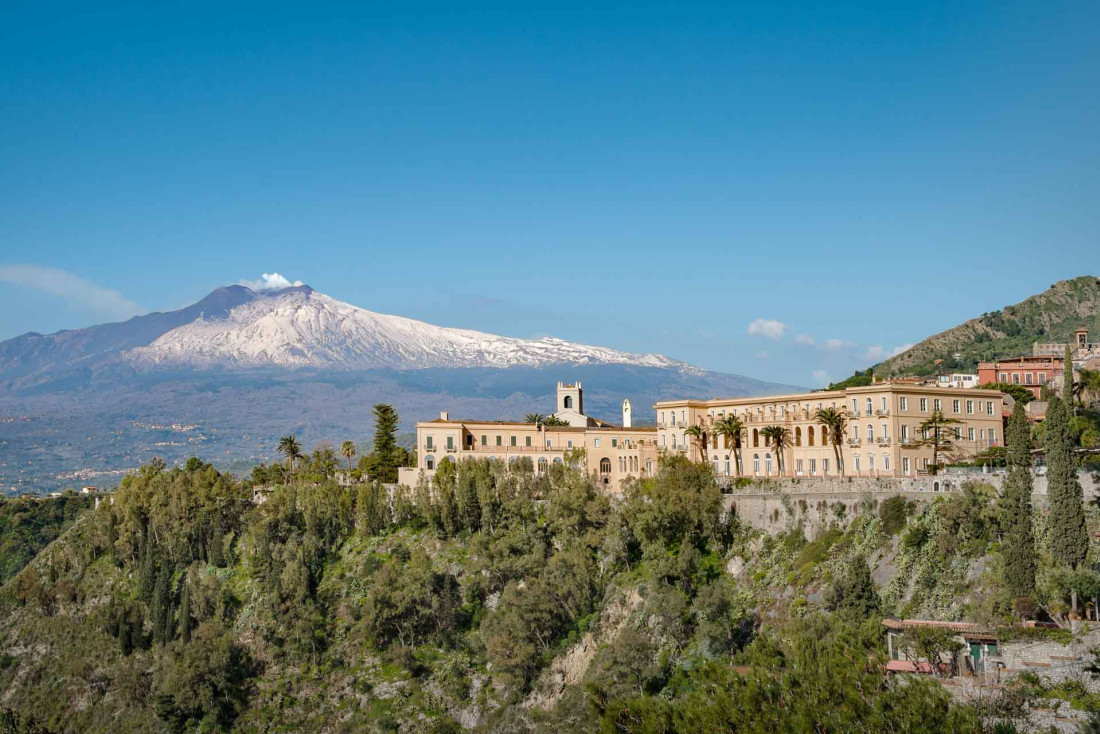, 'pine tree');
1001,402,1036,601
1046,397,1087,571
826,555,880,619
